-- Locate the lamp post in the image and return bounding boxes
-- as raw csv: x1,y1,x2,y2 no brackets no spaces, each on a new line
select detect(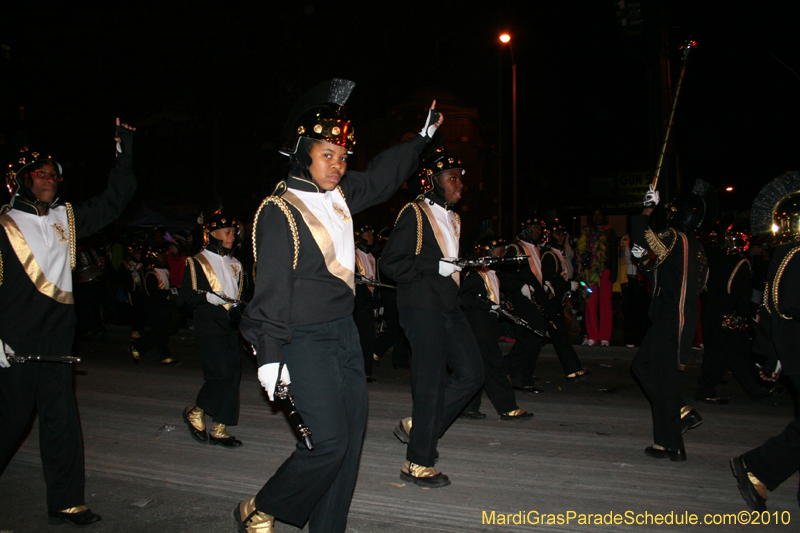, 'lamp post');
500,33,518,231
